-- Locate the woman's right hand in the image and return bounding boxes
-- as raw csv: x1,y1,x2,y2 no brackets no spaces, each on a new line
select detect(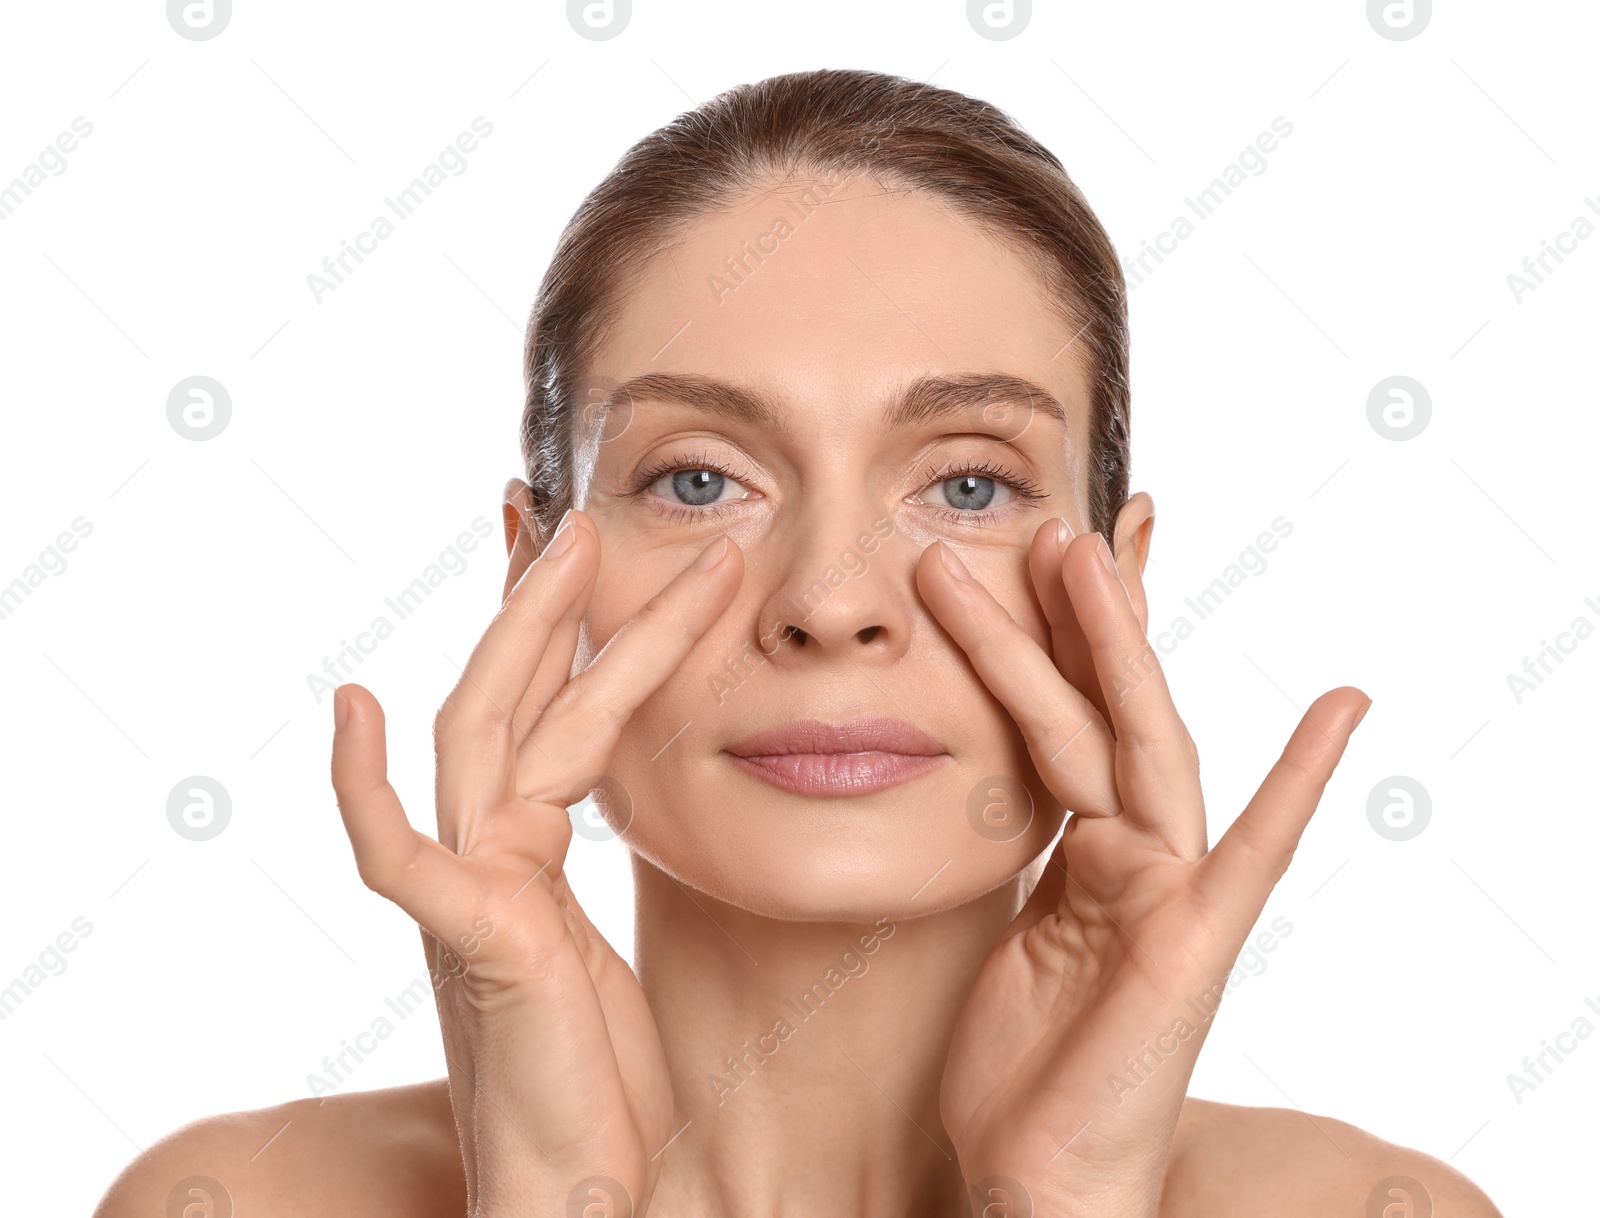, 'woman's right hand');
329,510,742,1217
